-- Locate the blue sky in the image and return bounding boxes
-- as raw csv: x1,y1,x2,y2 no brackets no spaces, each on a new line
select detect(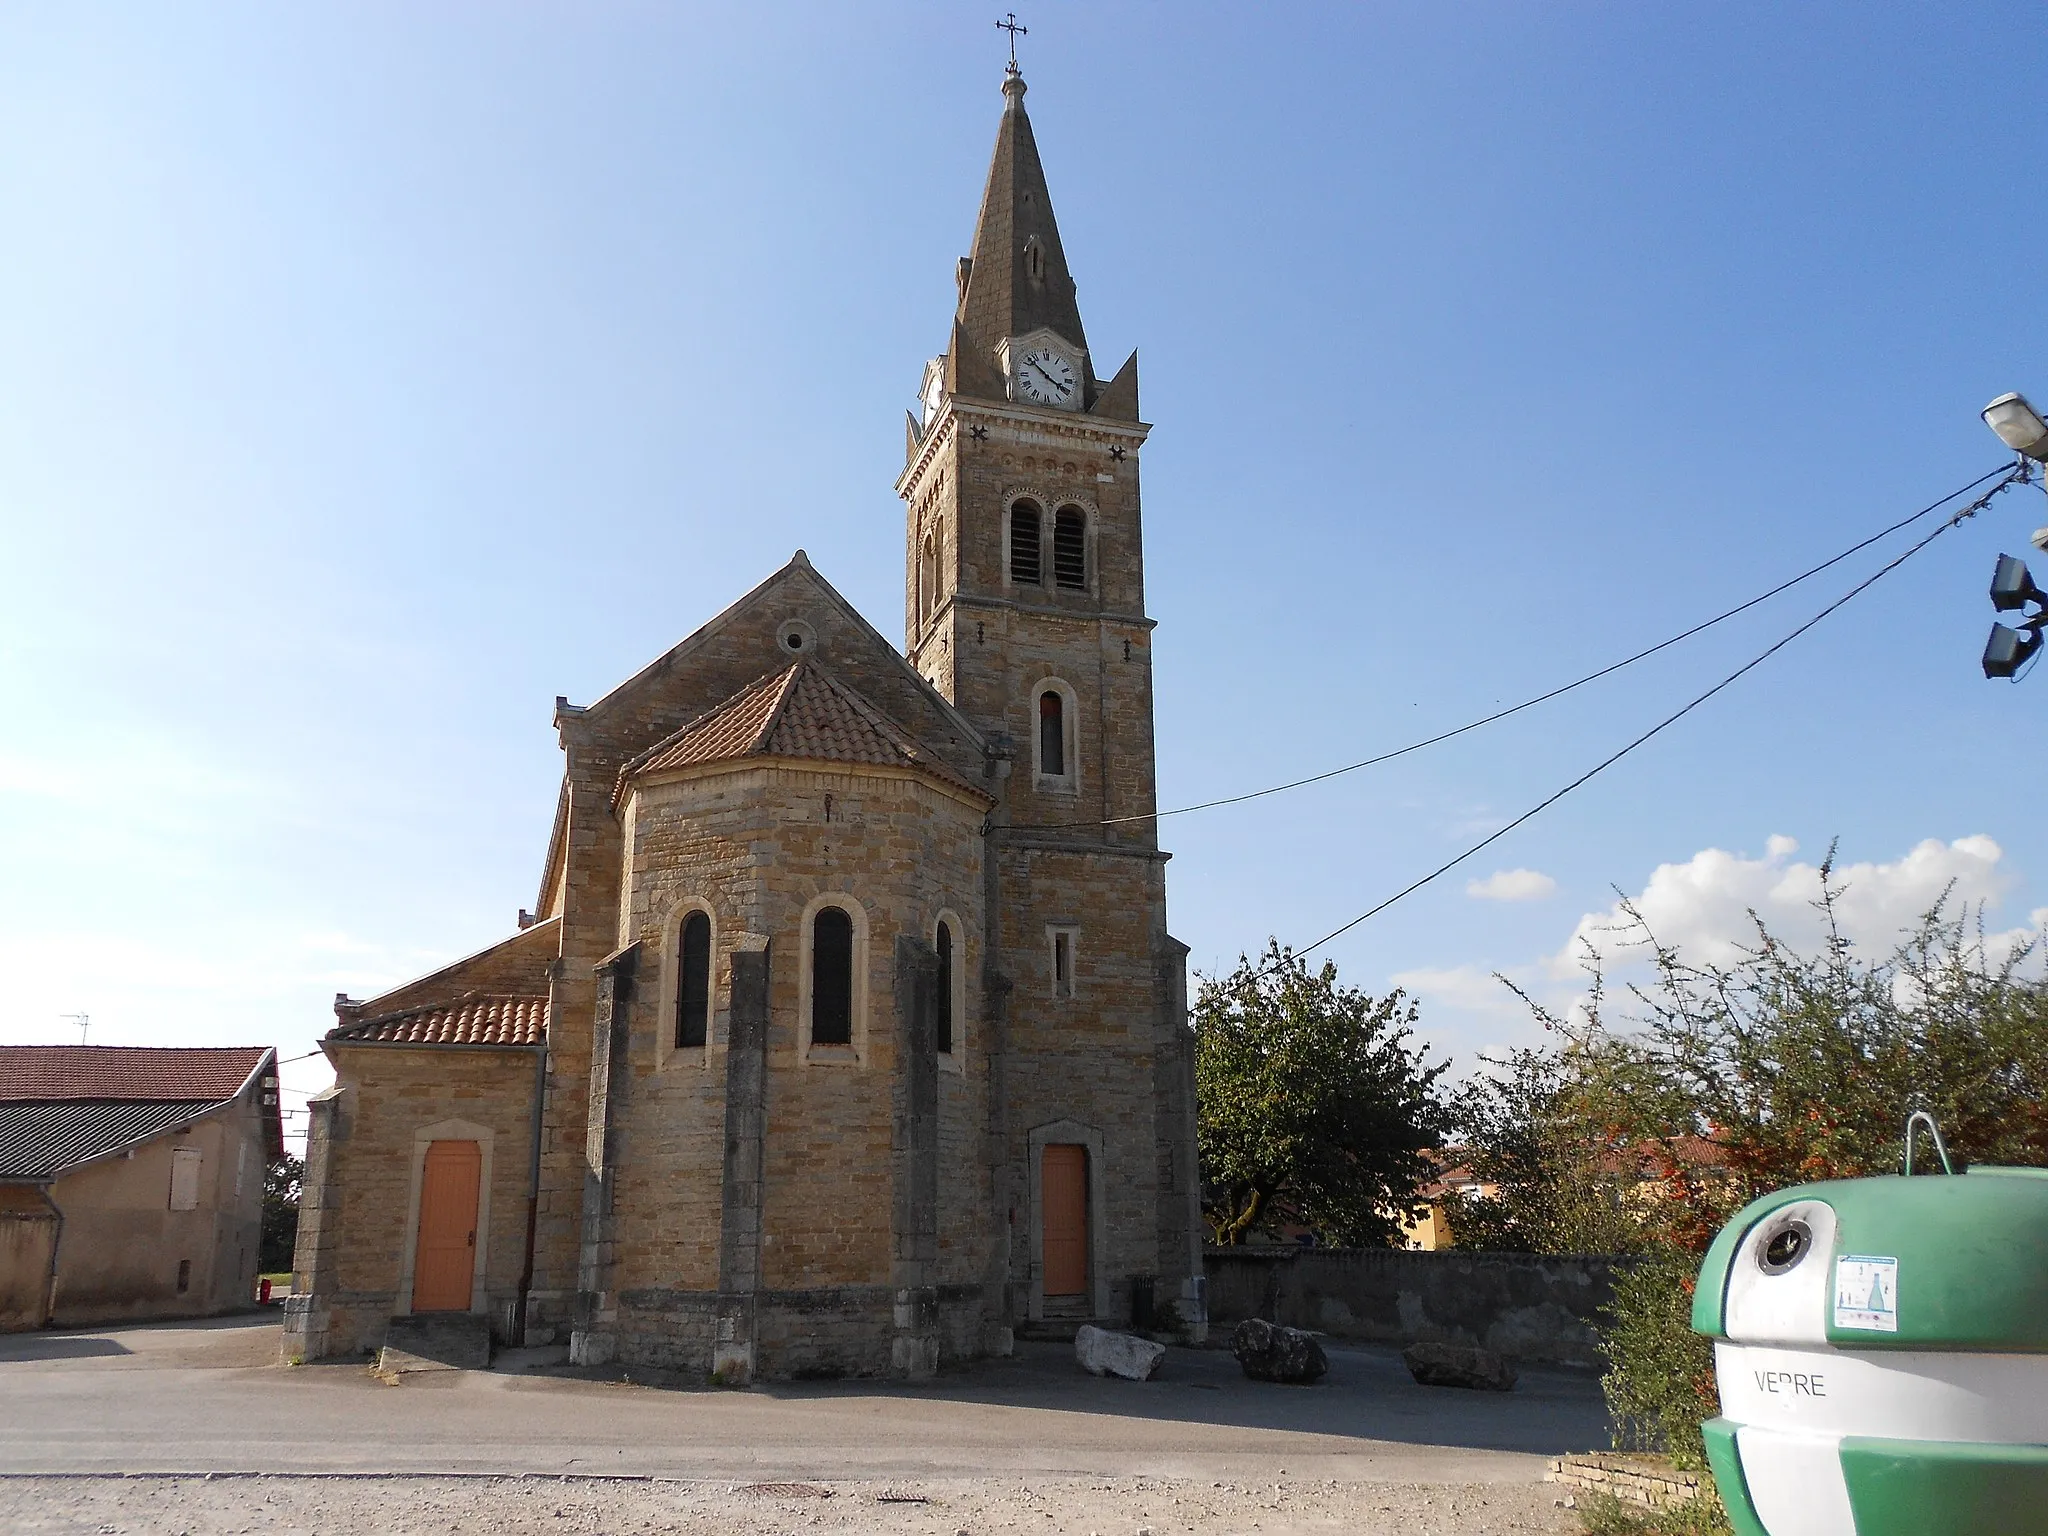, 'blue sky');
6,4,2048,1145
